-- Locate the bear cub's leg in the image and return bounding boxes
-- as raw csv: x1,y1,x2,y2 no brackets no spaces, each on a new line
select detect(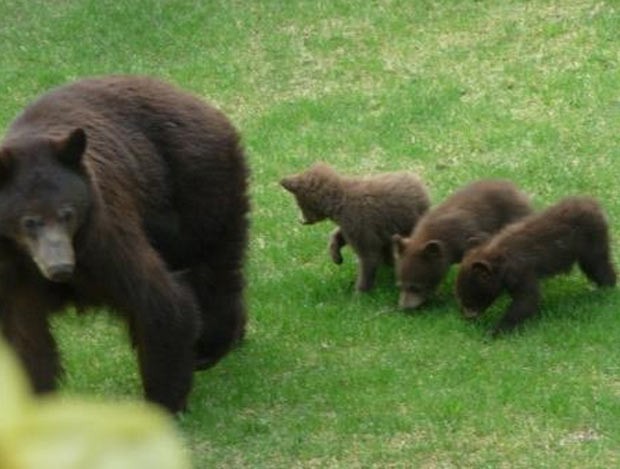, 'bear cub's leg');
492,276,541,336
577,210,617,287
355,251,382,292
578,246,617,287
329,228,347,265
